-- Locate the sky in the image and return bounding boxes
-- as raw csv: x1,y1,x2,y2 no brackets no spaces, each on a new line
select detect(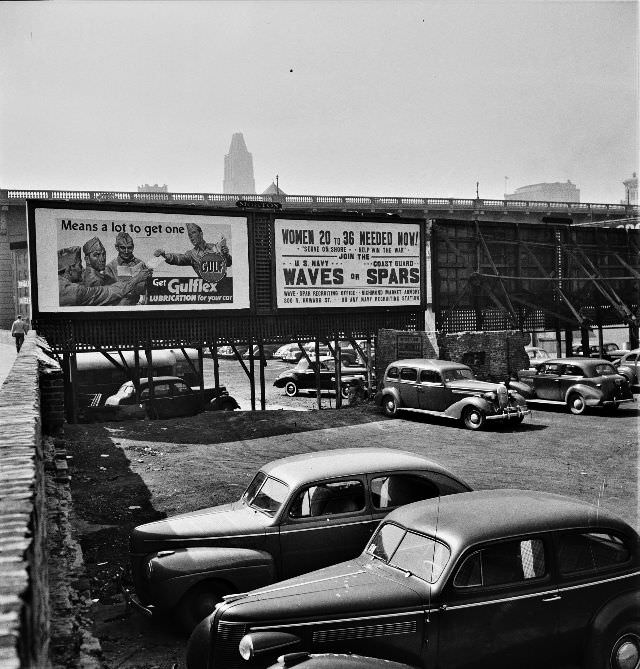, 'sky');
0,0,637,204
